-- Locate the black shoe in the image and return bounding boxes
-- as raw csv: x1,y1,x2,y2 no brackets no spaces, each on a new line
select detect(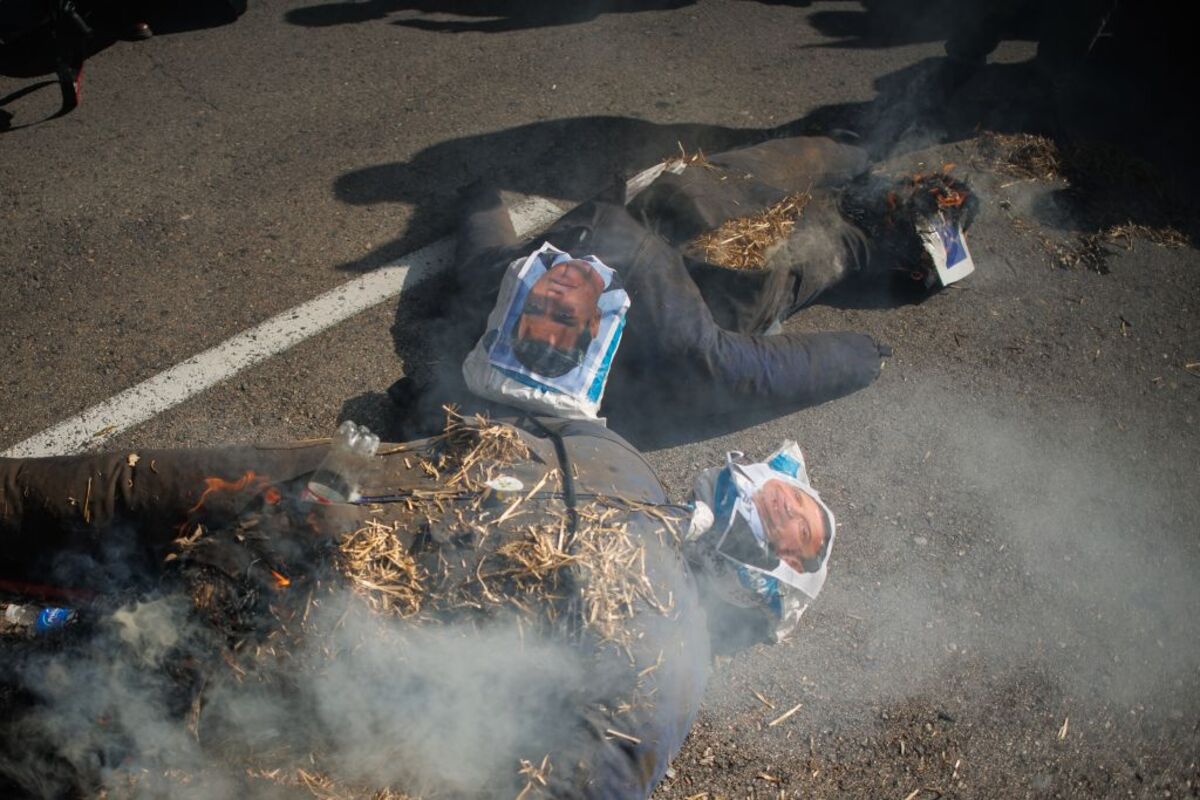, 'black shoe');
55,60,83,114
